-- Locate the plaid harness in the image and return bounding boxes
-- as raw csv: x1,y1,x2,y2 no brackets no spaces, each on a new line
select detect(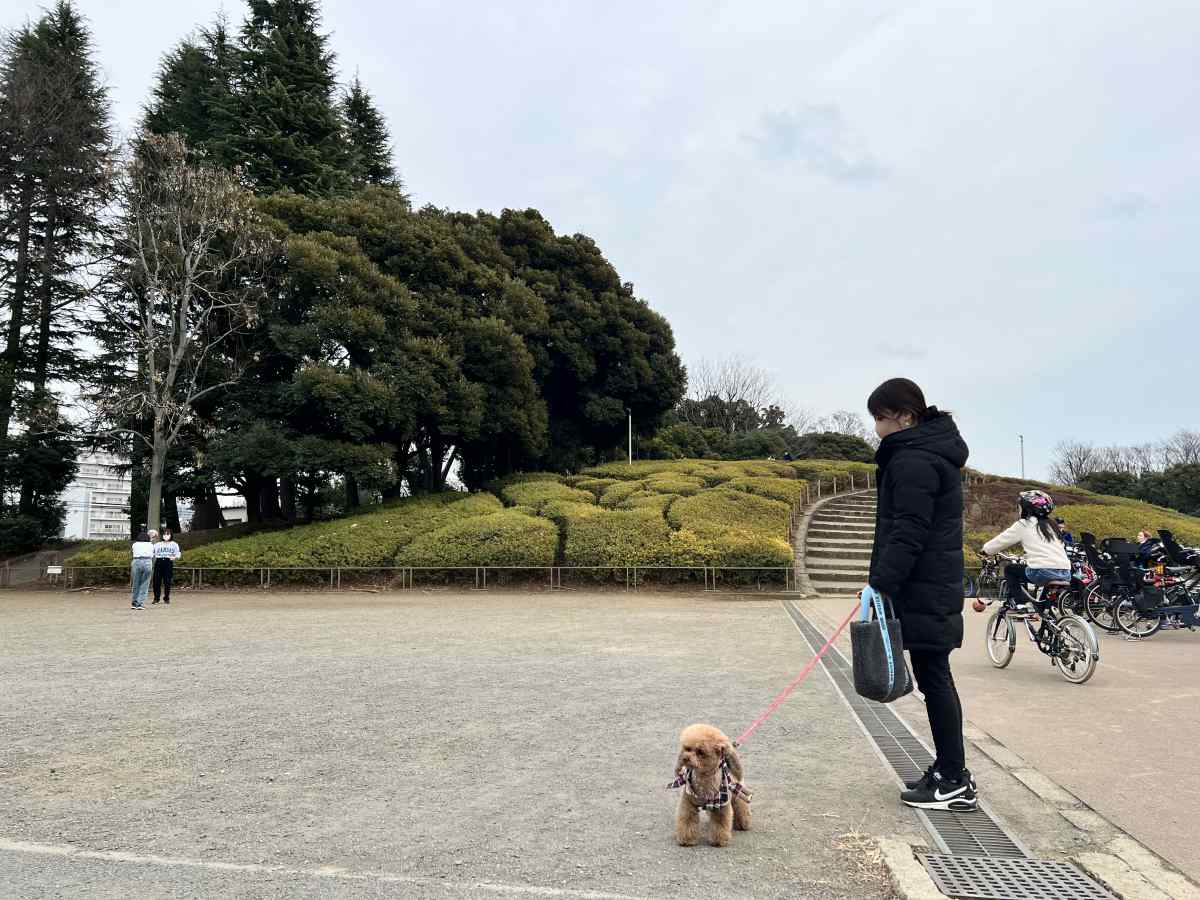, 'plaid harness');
668,758,751,811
